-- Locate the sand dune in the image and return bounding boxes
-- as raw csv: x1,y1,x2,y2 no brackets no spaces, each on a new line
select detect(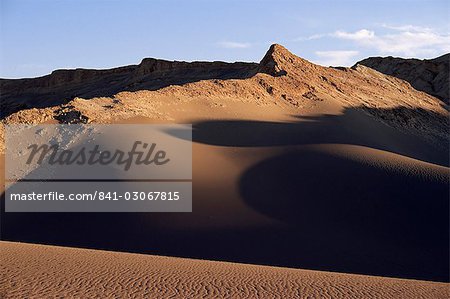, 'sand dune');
2,113,448,281
1,241,448,299
1,44,448,296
